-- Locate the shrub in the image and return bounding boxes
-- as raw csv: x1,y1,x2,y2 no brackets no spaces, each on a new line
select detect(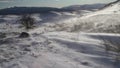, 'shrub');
18,14,35,38
0,32,6,39
19,14,35,31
